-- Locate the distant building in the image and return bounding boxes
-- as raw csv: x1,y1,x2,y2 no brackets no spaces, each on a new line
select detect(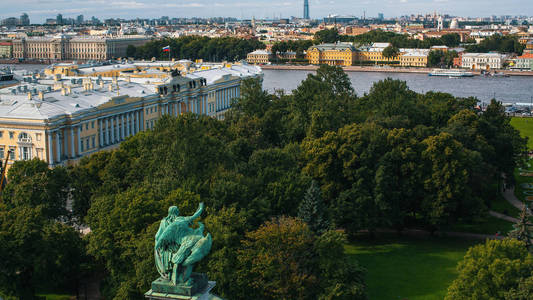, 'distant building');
378,13,384,20
307,43,358,66
450,18,459,29
461,53,505,70
400,49,430,67
56,14,63,25
0,41,12,58
19,13,30,26
323,15,358,24
1,17,19,26
76,15,84,25
358,43,401,63
247,50,273,64
514,53,533,70
524,41,533,54
303,0,310,20
13,35,150,61
430,45,449,53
